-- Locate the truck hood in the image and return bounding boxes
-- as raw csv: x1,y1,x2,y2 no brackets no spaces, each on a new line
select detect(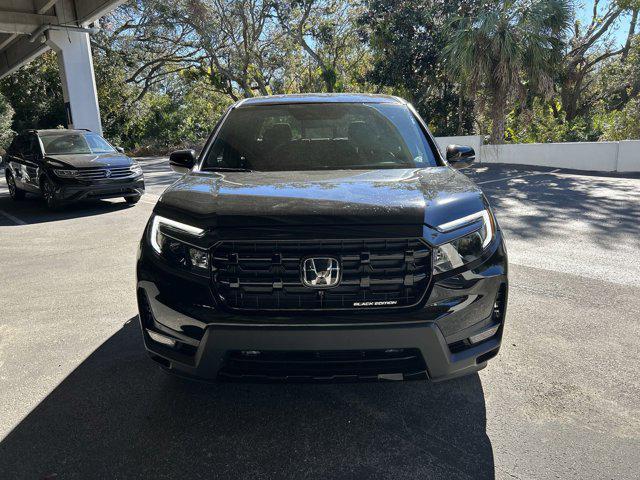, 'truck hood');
45,153,133,169
157,168,487,230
